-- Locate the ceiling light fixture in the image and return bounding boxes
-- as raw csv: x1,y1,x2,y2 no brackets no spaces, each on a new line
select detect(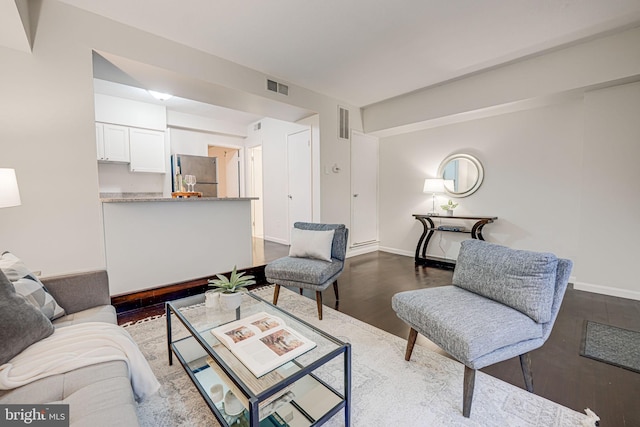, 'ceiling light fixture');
148,90,173,101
